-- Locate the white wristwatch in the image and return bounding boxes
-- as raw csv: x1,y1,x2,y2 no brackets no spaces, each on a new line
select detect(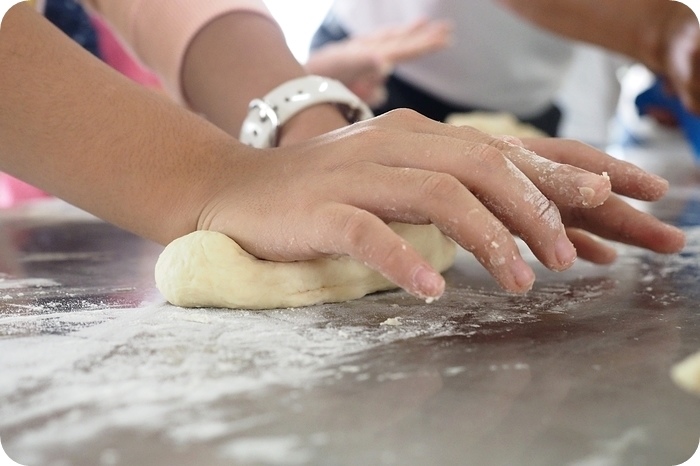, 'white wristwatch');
239,75,373,148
